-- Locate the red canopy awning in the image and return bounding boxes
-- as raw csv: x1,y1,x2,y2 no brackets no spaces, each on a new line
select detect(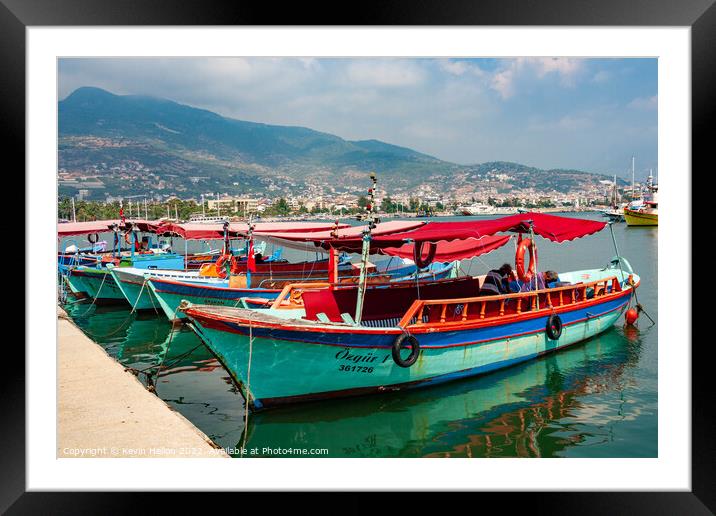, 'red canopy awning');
258,220,425,242
154,221,353,240
57,220,120,237
262,213,606,256
57,219,158,237
381,235,512,262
